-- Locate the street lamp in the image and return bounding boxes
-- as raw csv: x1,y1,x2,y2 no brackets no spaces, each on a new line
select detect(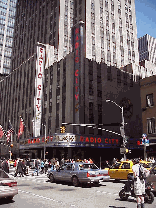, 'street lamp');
106,99,126,160
42,124,46,161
